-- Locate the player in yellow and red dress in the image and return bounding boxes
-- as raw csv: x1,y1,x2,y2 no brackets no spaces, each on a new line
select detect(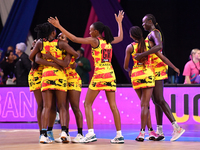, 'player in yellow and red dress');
48,10,124,144
89,37,116,91
50,33,84,143
135,14,185,141
65,56,84,142
30,22,79,144
124,26,158,142
28,40,44,139
130,41,155,89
